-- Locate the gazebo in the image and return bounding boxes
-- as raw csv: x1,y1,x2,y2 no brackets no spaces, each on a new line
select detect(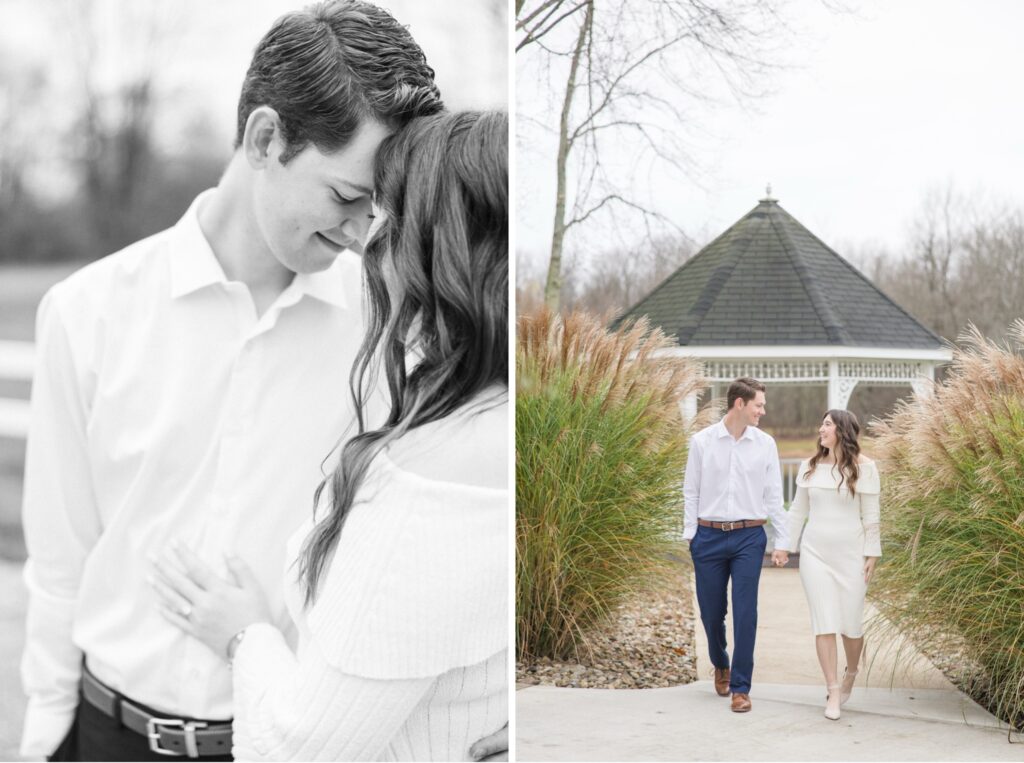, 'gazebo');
615,193,953,419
